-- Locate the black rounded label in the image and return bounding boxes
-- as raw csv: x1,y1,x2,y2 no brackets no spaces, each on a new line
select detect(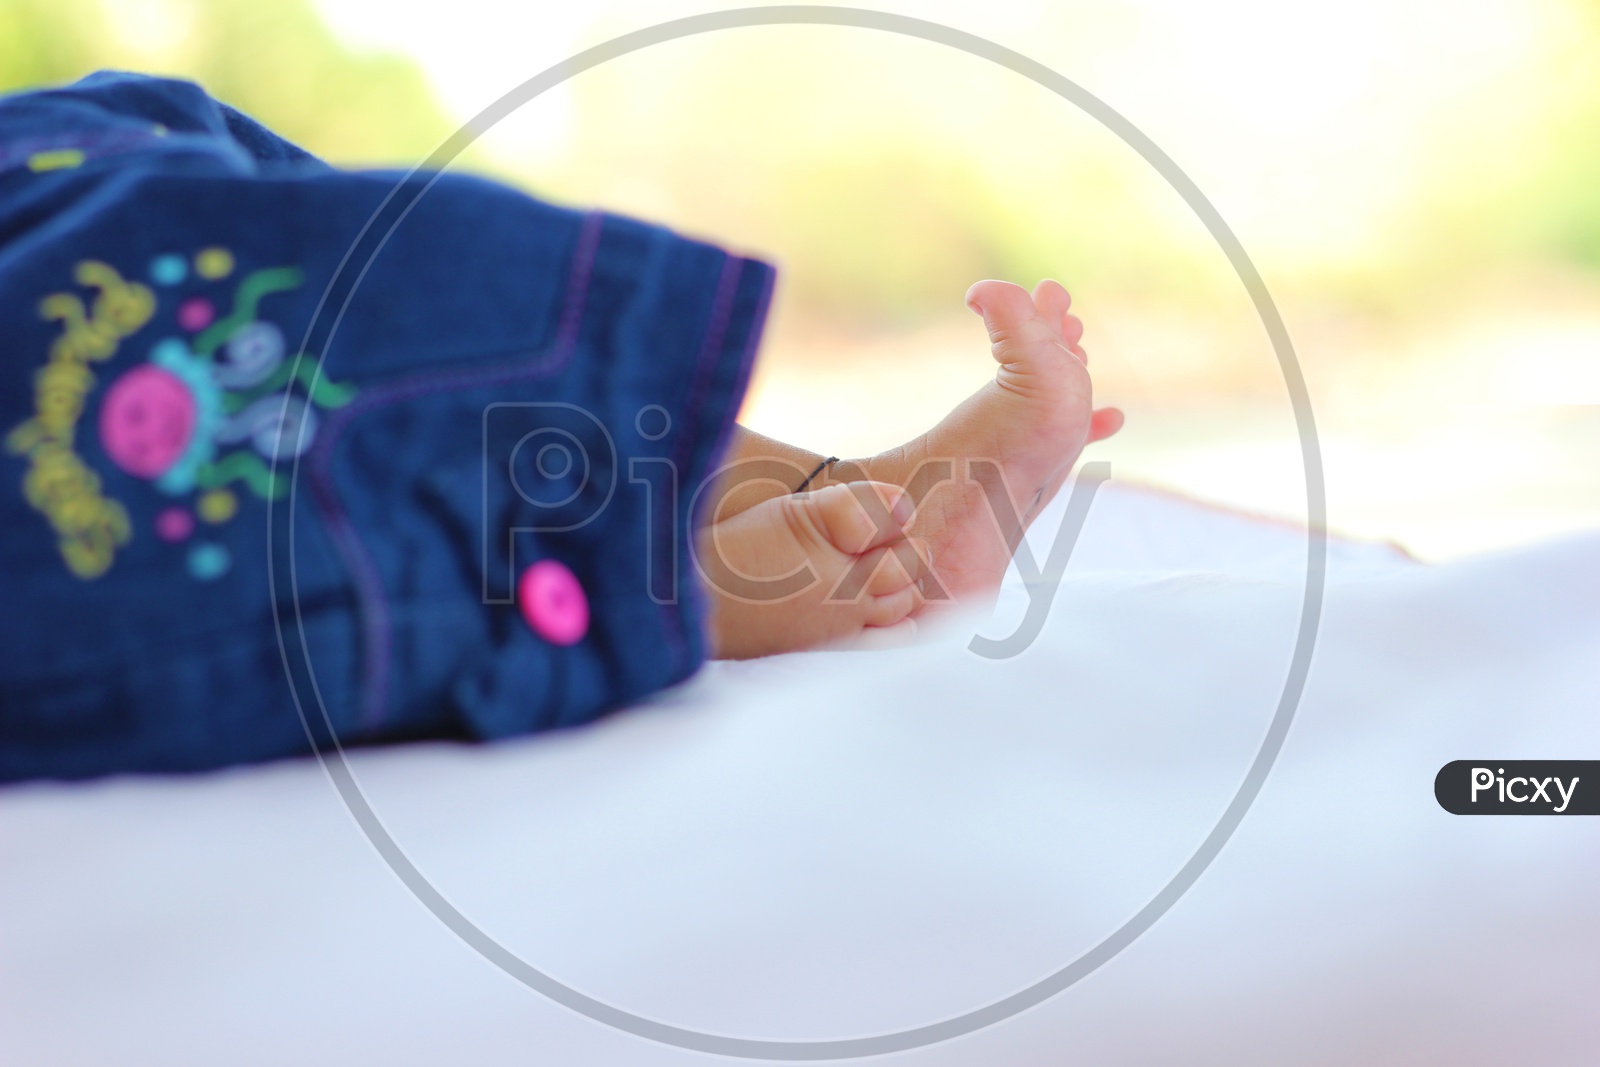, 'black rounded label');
1435,761,1598,815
